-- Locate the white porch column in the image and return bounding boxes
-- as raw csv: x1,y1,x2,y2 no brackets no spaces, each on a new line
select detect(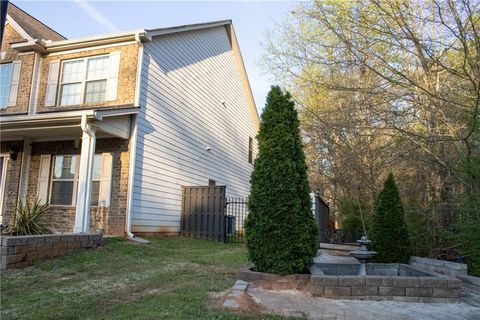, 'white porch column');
74,115,97,233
